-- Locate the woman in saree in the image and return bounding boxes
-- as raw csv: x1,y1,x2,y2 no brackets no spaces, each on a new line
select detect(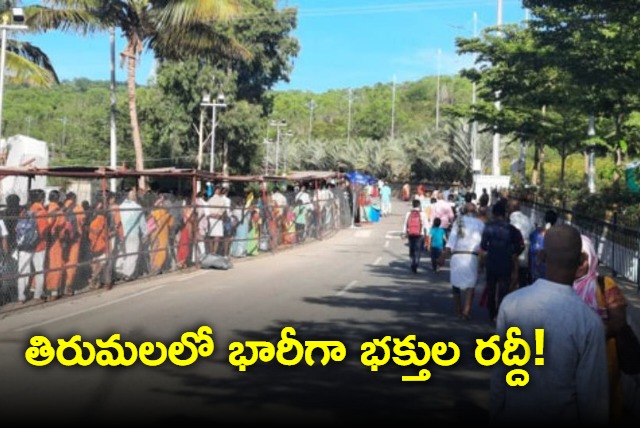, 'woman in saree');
175,197,194,268
244,192,260,256
148,194,175,275
573,235,626,424
230,206,250,258
282,205,296,245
